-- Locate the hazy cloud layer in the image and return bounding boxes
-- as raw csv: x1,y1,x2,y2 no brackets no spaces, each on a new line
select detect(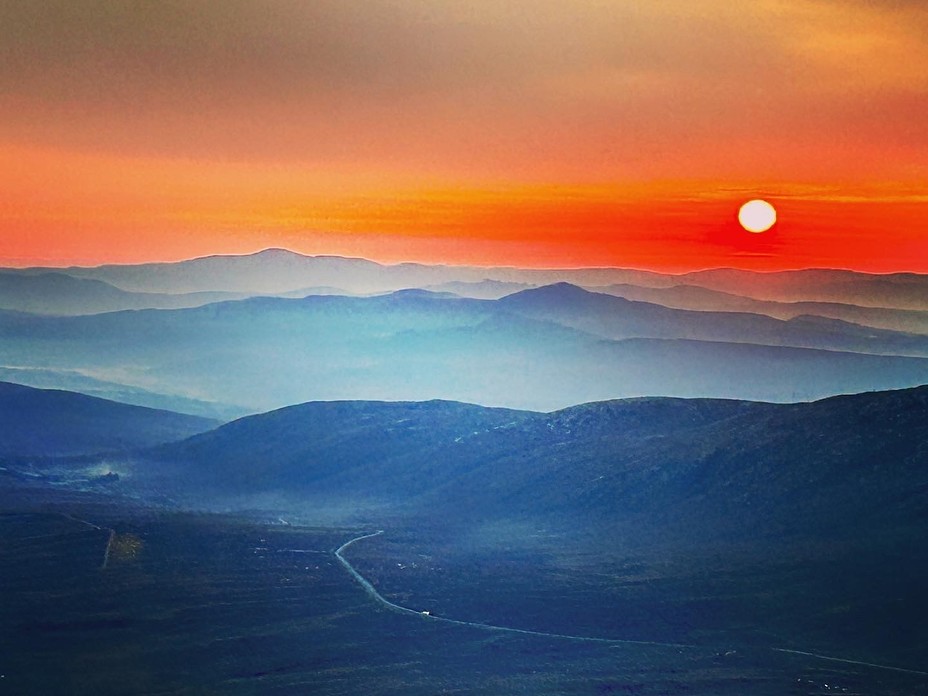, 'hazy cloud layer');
2,1,927,270
2,0,926,180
